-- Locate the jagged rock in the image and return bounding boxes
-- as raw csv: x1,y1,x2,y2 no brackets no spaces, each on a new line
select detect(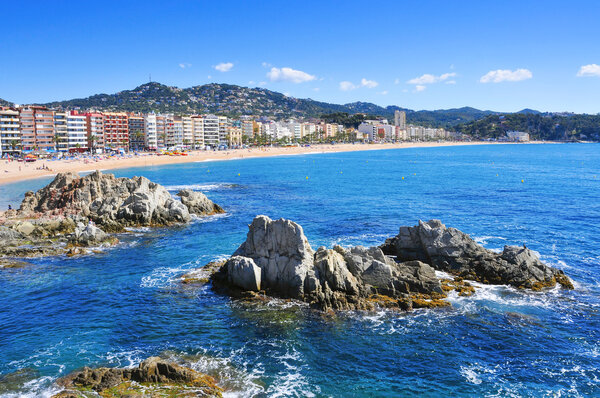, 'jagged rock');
177,189,225,216
0,171,224,260
54,357,222,397
16,171,220,229
233,215,315,299
212,216,447,311
380,219,573,290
